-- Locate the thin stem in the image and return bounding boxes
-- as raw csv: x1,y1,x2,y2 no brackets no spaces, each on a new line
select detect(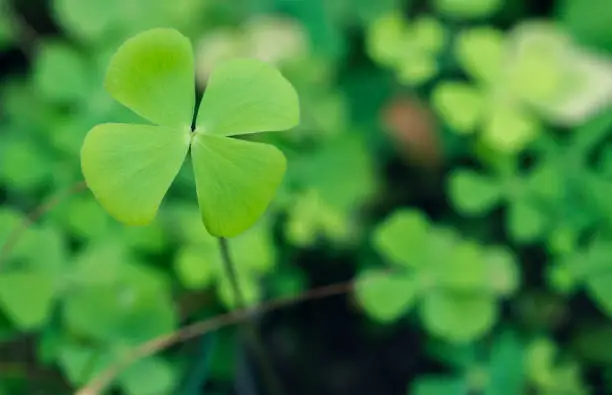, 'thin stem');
219,237,246,307
218,237,284,395
76,277,358,395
